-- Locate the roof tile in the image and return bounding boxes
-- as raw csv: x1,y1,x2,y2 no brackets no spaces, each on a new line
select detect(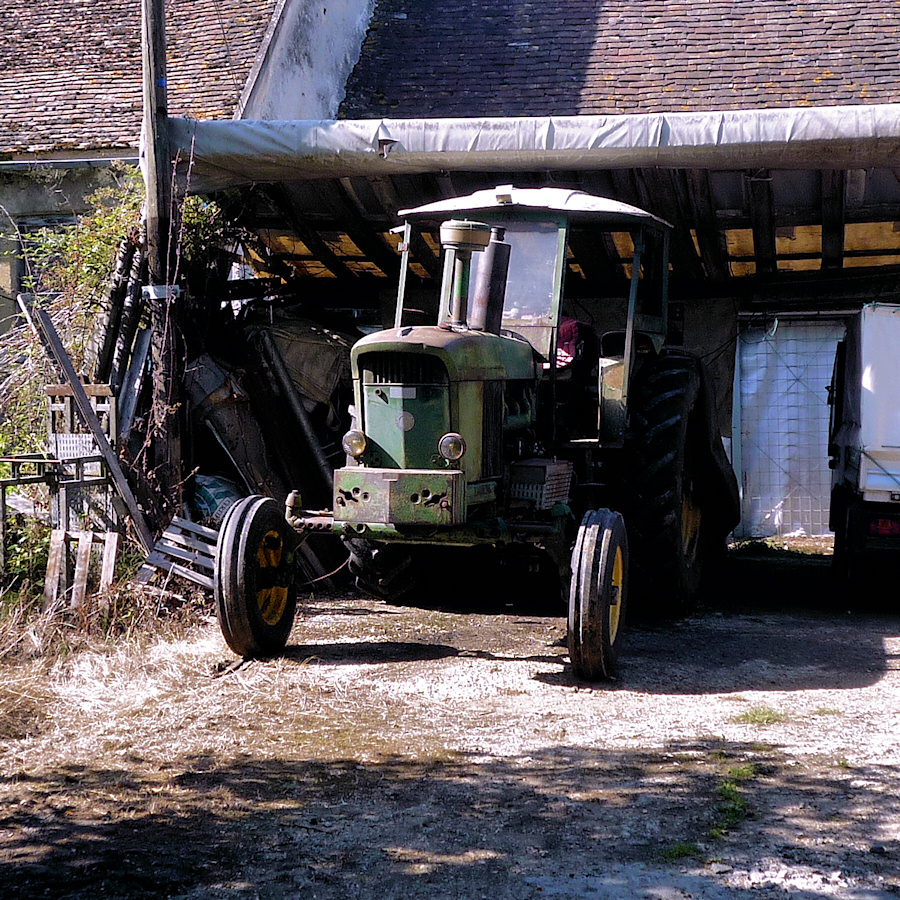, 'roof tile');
340,0,900,118
0,0,277,153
